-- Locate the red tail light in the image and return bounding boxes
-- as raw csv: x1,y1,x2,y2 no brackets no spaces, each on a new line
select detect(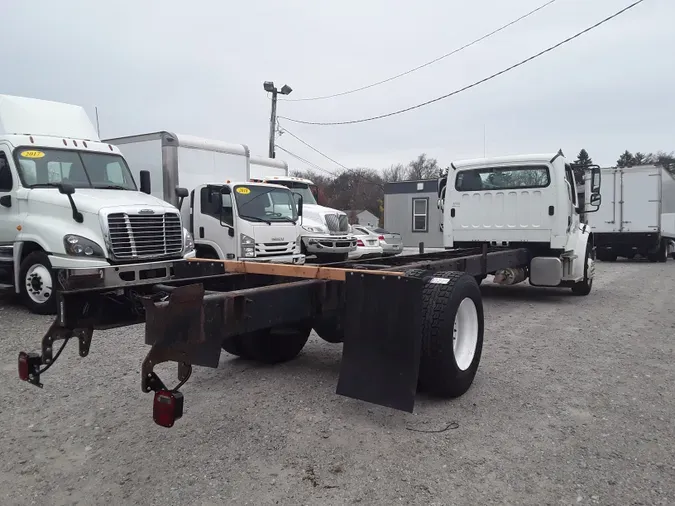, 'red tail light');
153,390,184,428
356,239,365,247
18,352,40,382
378,235,385,241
